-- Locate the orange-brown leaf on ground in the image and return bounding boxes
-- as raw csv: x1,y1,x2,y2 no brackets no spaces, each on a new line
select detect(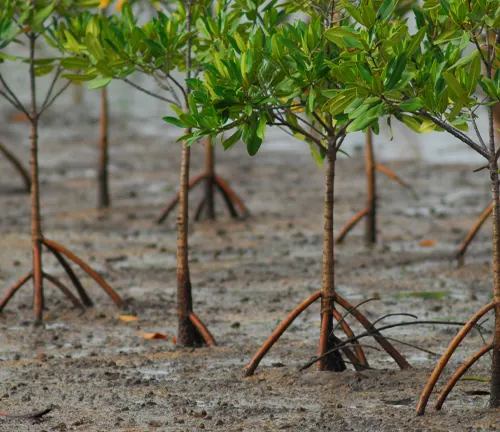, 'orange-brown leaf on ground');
419,240,436,247
140,332,169,340
9,113,29,123
172,336,177,344
118,314,138,322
